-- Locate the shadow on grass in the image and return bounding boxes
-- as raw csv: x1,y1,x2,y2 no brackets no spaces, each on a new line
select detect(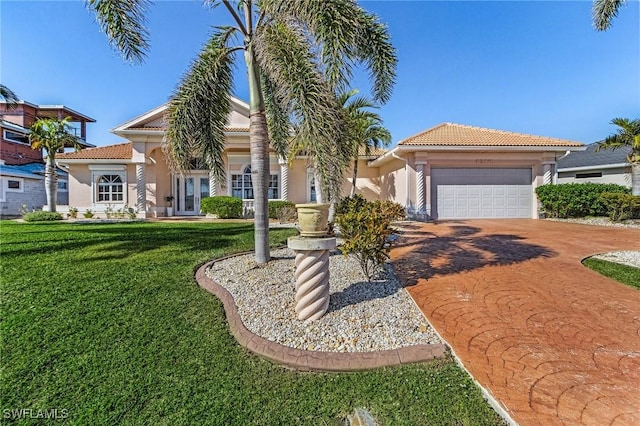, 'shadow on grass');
392,224,556,287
